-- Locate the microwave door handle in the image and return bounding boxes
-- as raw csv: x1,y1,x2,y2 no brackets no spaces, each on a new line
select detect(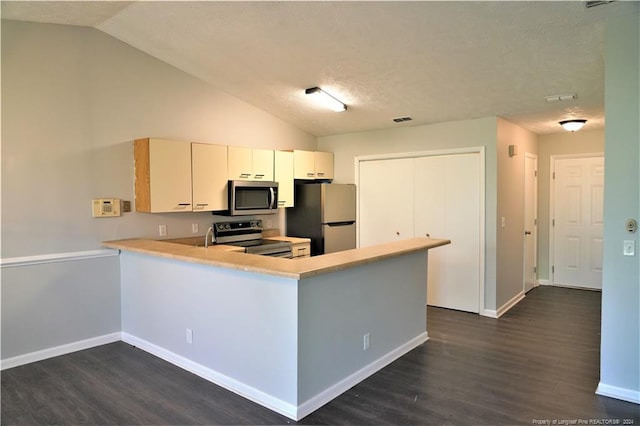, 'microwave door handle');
269,187,275,210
